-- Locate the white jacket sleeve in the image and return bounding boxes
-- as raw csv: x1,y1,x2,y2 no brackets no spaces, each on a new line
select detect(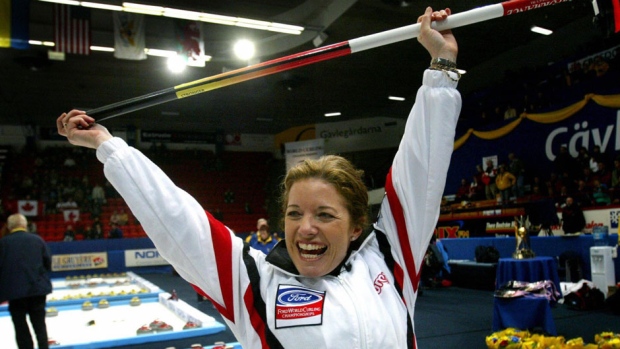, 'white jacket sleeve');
96,138,246,322
376,69,461,312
